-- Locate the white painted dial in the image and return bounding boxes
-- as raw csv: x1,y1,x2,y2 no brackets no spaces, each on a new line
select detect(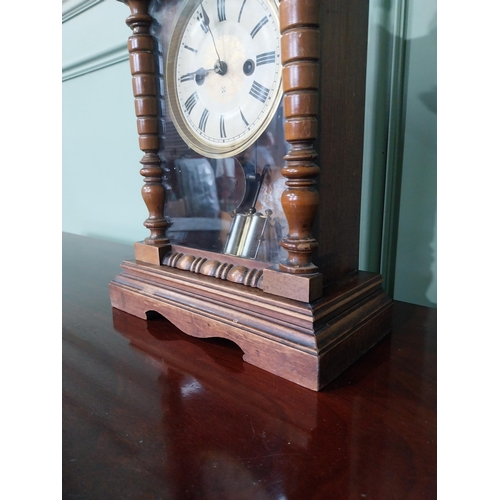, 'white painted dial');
166,0,282,158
